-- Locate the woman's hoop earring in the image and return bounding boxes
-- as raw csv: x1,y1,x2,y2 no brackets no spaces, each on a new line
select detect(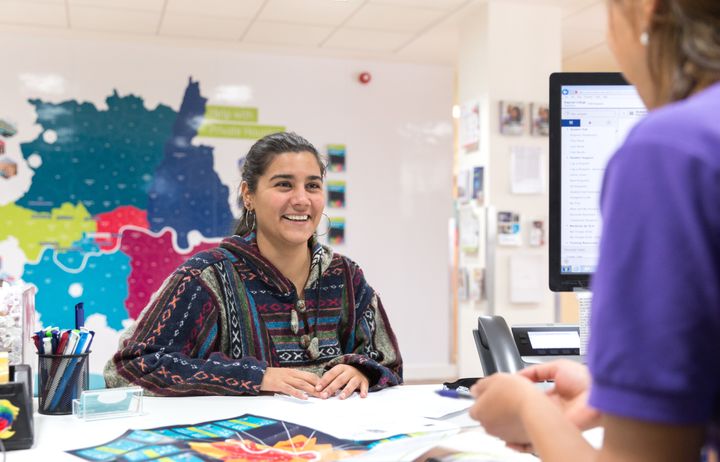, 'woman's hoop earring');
316,213,331,237
244,209,256,231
